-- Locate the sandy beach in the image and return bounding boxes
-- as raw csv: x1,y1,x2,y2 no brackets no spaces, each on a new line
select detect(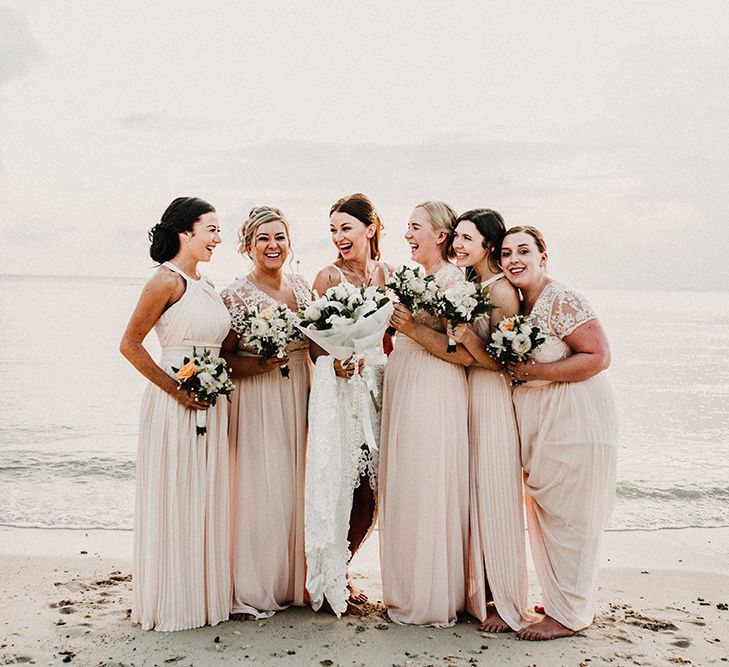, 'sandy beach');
1,526,727,667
